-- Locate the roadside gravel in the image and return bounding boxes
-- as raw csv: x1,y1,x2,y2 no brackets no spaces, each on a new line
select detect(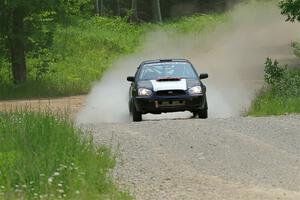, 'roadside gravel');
90,115,300,200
